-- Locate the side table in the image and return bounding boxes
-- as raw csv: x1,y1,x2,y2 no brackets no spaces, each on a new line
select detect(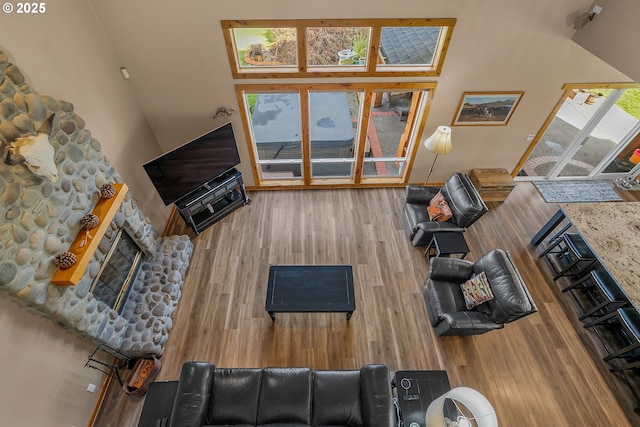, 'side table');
393,370,453,427
424,232,470,259
469,168,516,203
137,381,179,427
